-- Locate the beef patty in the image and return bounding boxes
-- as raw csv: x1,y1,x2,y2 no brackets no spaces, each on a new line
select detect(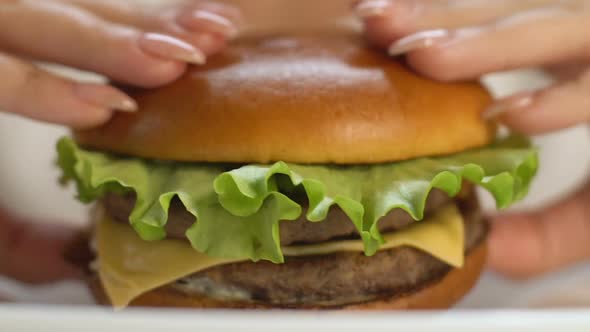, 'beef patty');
100,191,485,307
170,197,486,307
102,189,453,246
